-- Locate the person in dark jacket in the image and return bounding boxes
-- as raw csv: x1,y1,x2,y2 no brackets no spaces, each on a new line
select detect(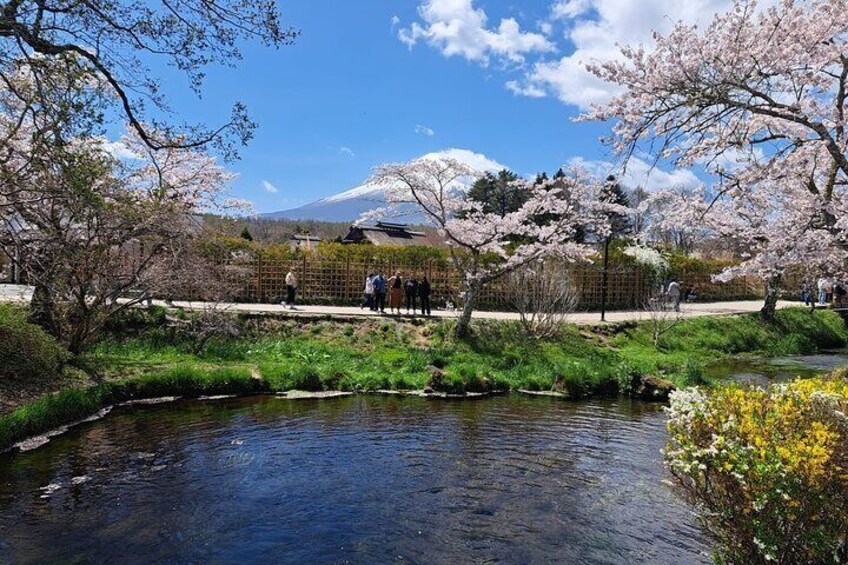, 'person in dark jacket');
373,273,387,314
418,276,431,316
405,276,419,314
